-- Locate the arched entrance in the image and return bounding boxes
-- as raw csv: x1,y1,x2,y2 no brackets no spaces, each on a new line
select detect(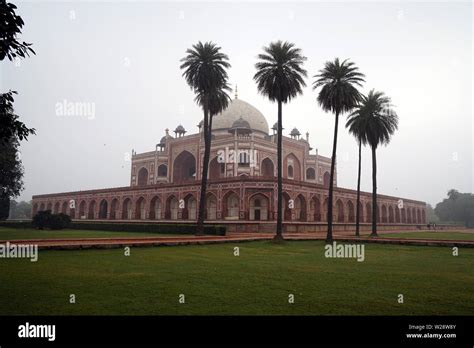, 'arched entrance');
173,151,196,183
149,196,161,220
347,200,355,222
99,199,108,219
79,201,86,219
206,194,217,220
249,194,269,221
122,198,132,220
365,202,372,223
295,194,307,221
310,196,321,222
110,198,119,220
166,196,179,220
381,204,388,223
388,206,394,223
261,158,274,177
137,167,149,186
336,199,344,222
183,194,197,220
323,172,330,188
223,191,239,220
61,201,68,214
135,197,146,220
88,200,96,219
